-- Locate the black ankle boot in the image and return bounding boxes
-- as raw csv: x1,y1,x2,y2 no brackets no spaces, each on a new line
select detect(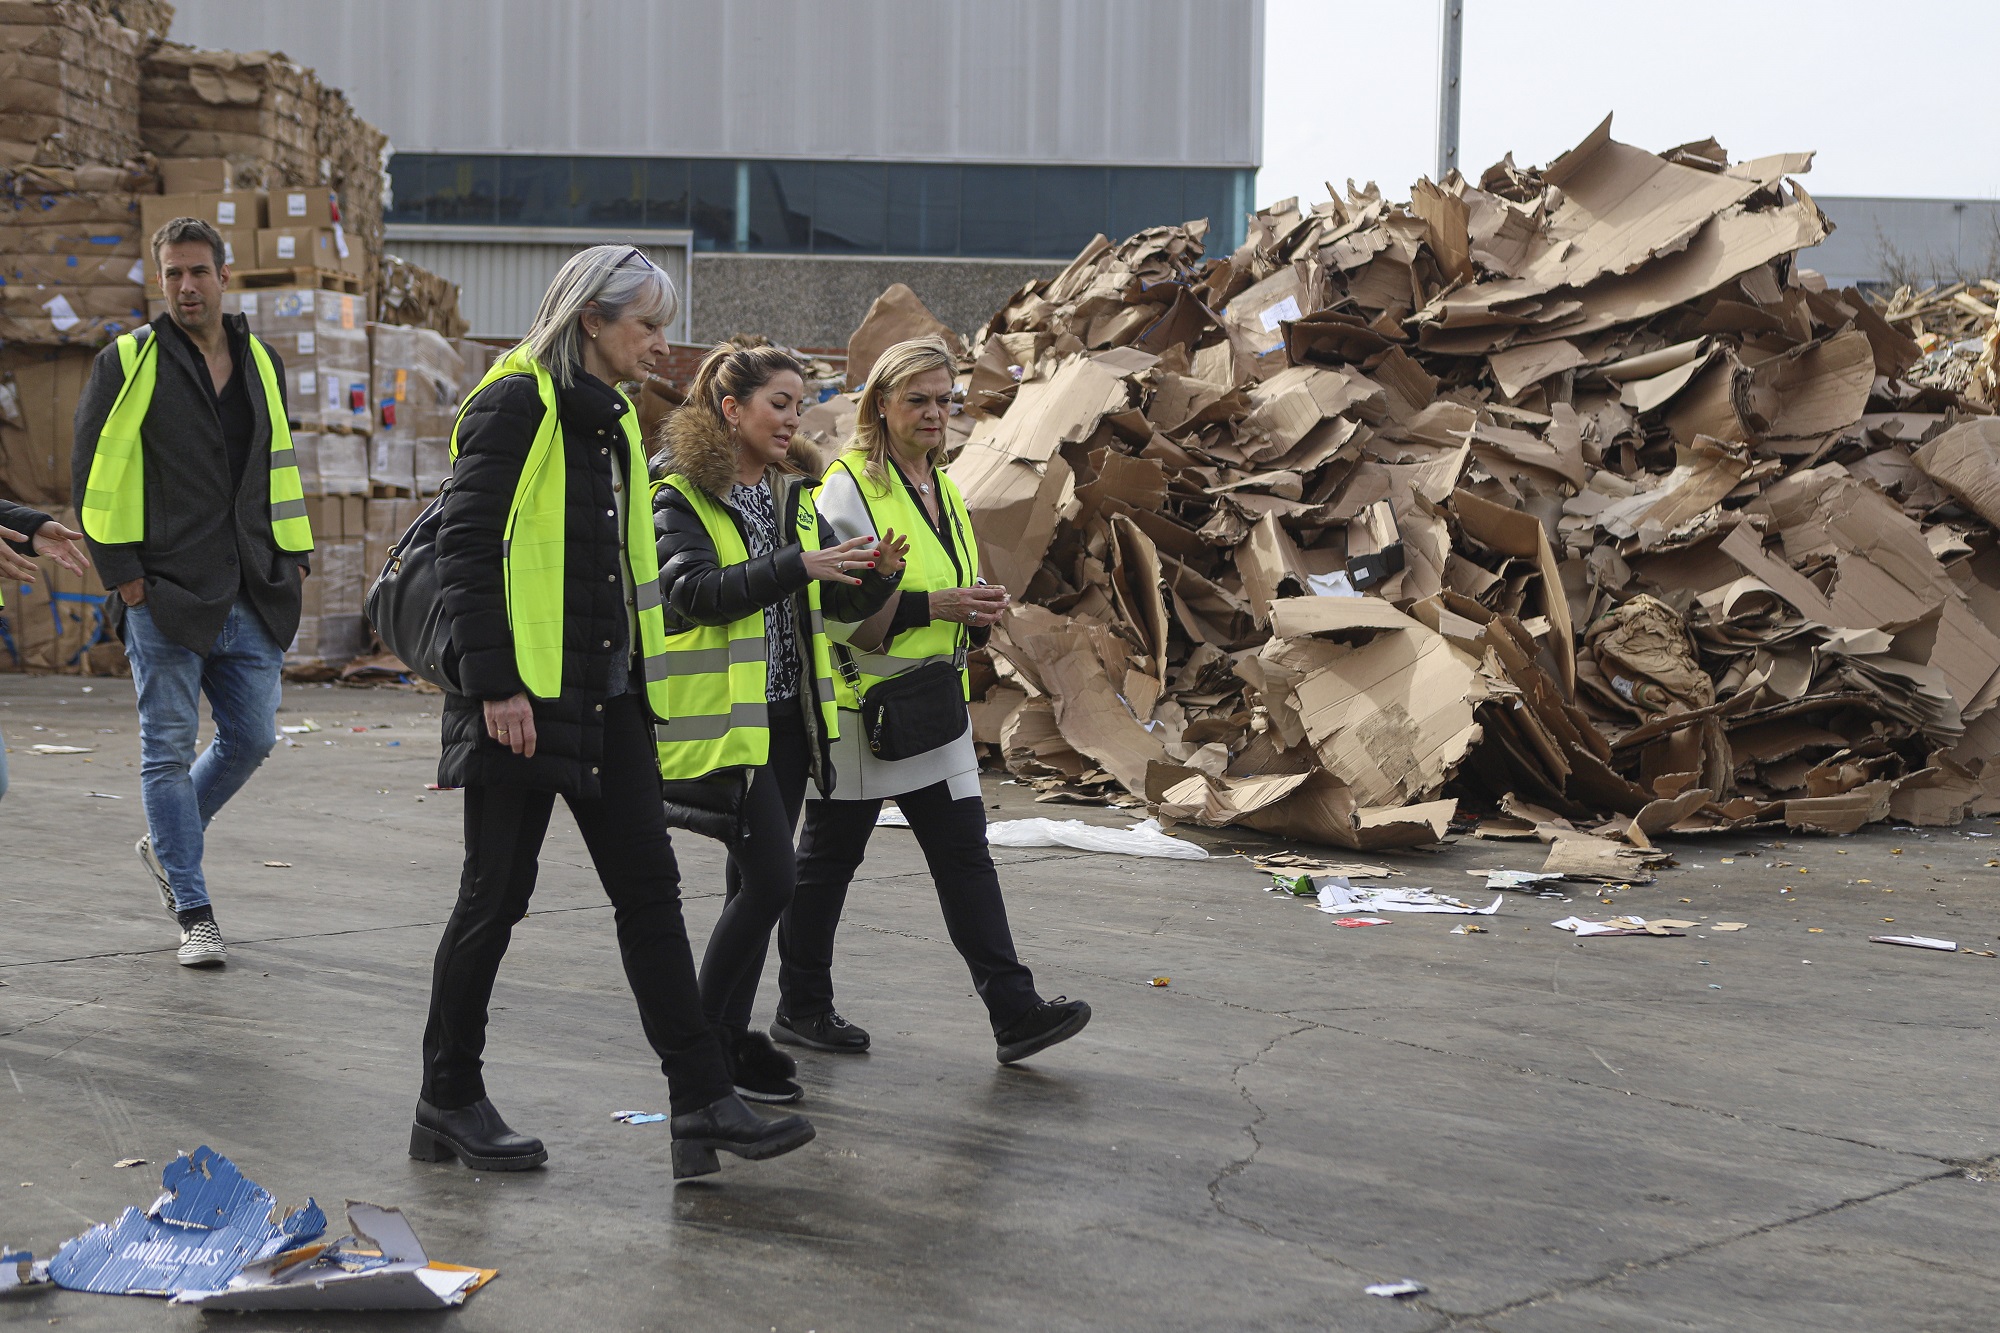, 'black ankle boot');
409,1097,547,1171
668,1093,814,1180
